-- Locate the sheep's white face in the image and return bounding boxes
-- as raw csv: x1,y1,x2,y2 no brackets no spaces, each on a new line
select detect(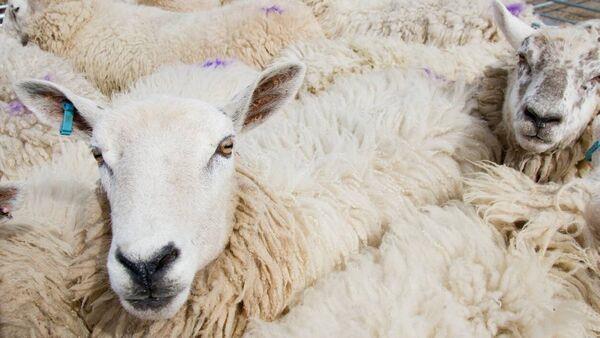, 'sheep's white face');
14,62,305,319
493,1,600,154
